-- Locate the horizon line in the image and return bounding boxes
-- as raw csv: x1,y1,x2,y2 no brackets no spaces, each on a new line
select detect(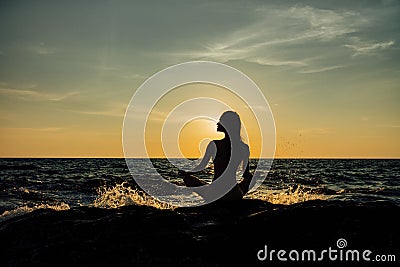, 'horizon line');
1,156,399,160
